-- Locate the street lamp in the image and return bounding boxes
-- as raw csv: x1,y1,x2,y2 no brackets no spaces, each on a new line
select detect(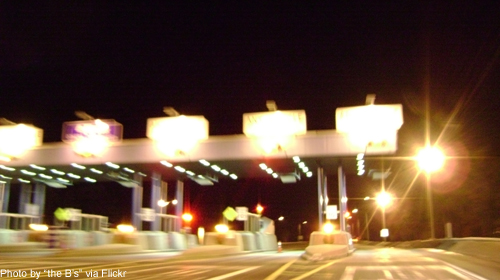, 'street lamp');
416,145,445,239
